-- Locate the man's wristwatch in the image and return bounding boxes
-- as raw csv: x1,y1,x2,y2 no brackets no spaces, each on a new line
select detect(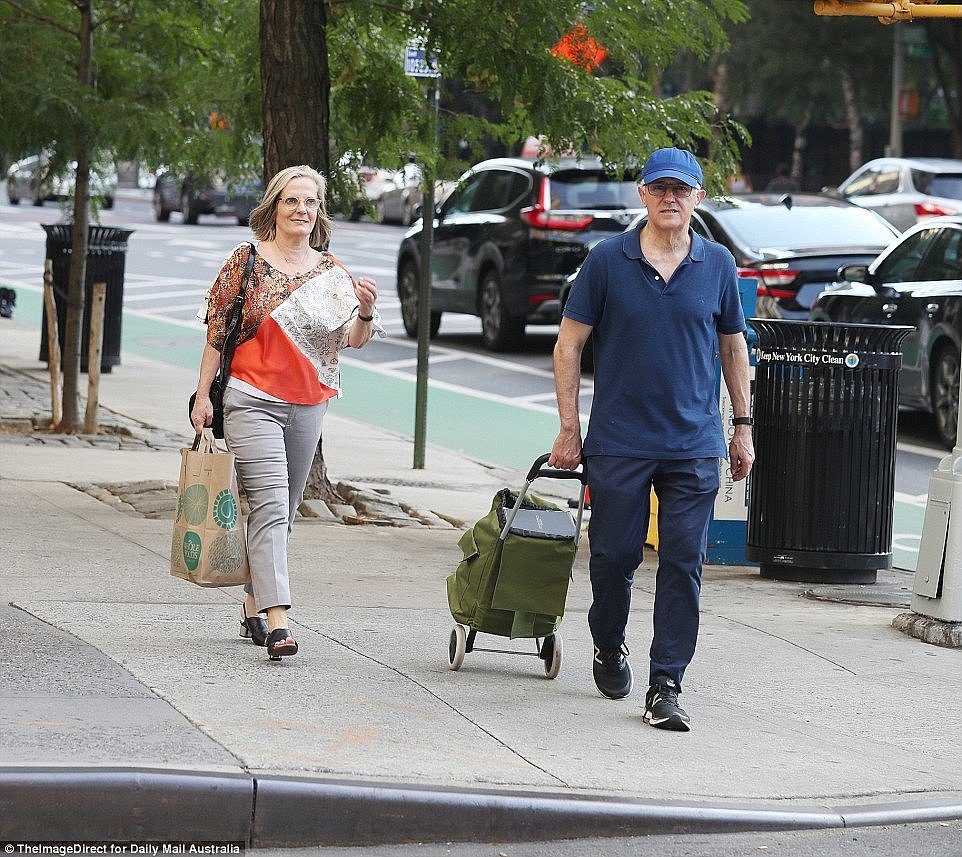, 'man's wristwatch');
731,416,753,426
